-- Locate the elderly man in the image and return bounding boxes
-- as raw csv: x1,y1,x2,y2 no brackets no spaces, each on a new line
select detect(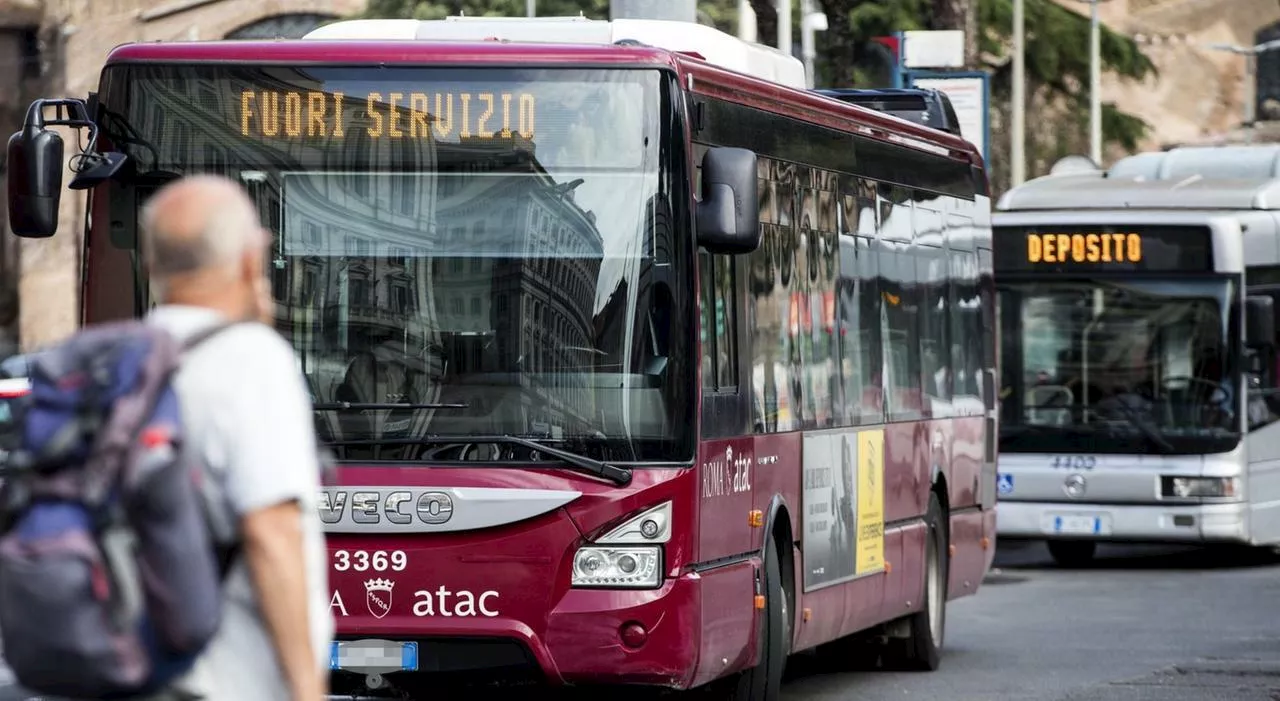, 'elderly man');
141,175,331,701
